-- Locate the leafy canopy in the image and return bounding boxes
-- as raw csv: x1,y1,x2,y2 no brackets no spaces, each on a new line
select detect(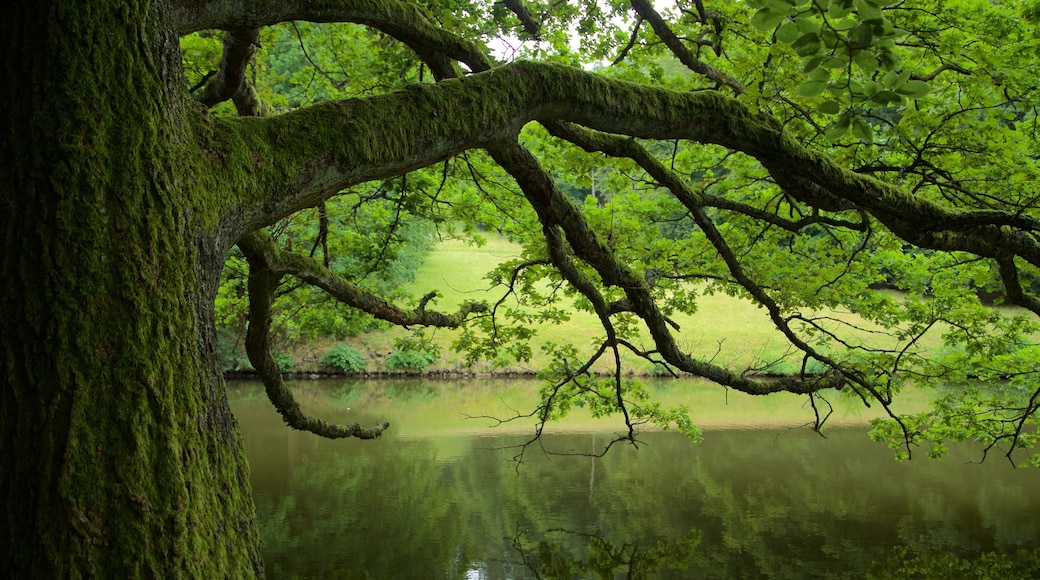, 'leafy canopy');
184,0,1040,463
